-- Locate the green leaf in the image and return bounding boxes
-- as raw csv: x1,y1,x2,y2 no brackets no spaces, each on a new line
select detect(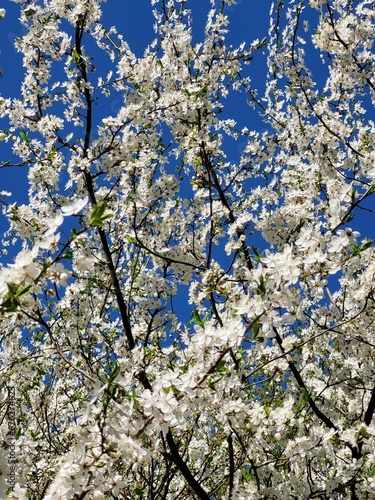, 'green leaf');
10,205,19,222
207,377,216,392
190,308,204,327
34,331,45,342
19,131,29,145
252,246,263,262
255,275,267,296
89,202,113,227
300,387,310,403
330,433,340,444
72,49,81,64
242,469,253,482
0,283,31,312
24,8,36,18
360,238,372,252
14,284,32,299
135,484,146,496
108,363,121,384
351,238,372,256
359,426,368,440
47,146,56,160
251,322,260,340
257,37,267,49
197,86,208,97
215,360,228,373
207,375,223,391
30,429,40,440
